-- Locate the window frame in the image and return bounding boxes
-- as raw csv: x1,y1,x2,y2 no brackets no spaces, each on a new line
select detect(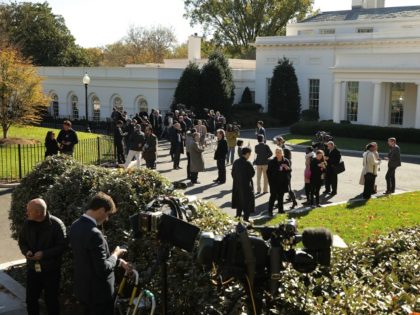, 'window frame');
346,81,359,122
308,79,320,112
